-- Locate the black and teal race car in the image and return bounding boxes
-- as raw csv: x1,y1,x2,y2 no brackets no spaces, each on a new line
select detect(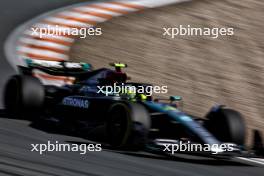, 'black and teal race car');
3,60,248,157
